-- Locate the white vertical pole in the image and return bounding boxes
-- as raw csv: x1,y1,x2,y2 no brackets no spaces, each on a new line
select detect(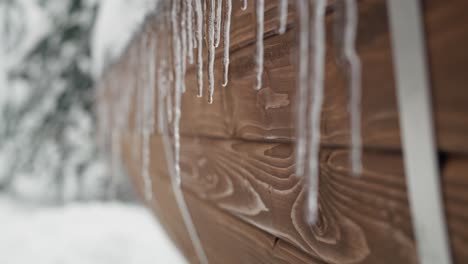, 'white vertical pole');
387,1,452,264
